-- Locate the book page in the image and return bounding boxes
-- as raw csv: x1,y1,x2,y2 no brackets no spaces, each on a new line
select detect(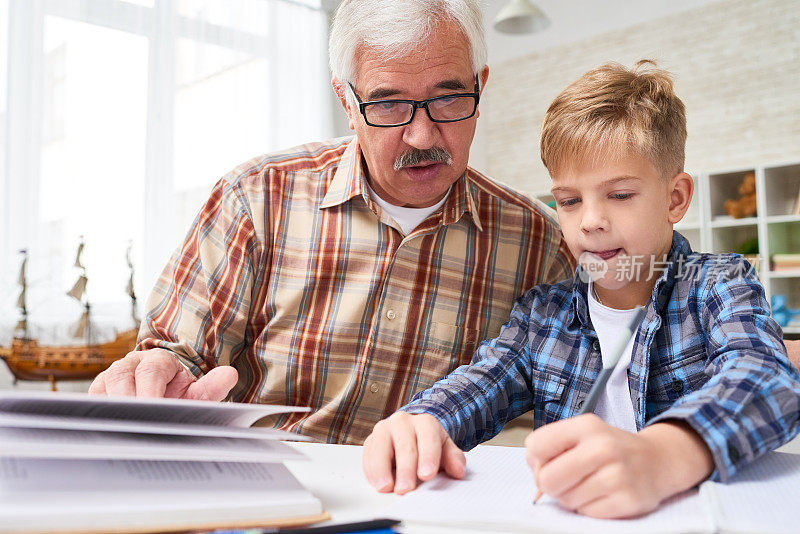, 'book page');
0,458,323,533
387,446,713,534
0,426,308,463
707,452,800,534
0,412,311,441
0,390,308,428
